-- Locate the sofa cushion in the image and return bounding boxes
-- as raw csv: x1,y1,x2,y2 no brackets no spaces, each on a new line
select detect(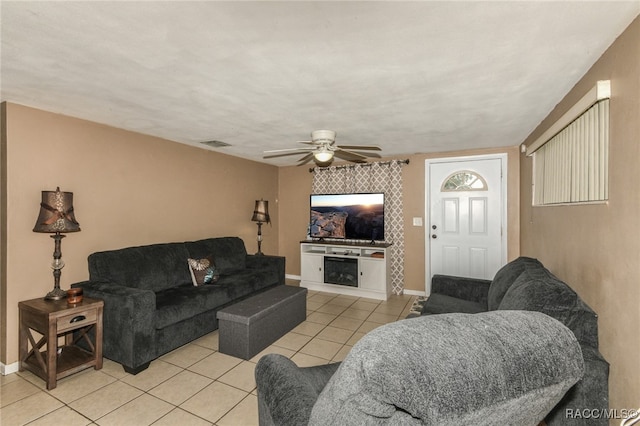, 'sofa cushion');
309,311,583,425
88,243,191,292
154,268,281,330
216,268,281,296
185,237,247,275
498,266,599,348
421,293,486,315
155,283,233,329
487,256,543,310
